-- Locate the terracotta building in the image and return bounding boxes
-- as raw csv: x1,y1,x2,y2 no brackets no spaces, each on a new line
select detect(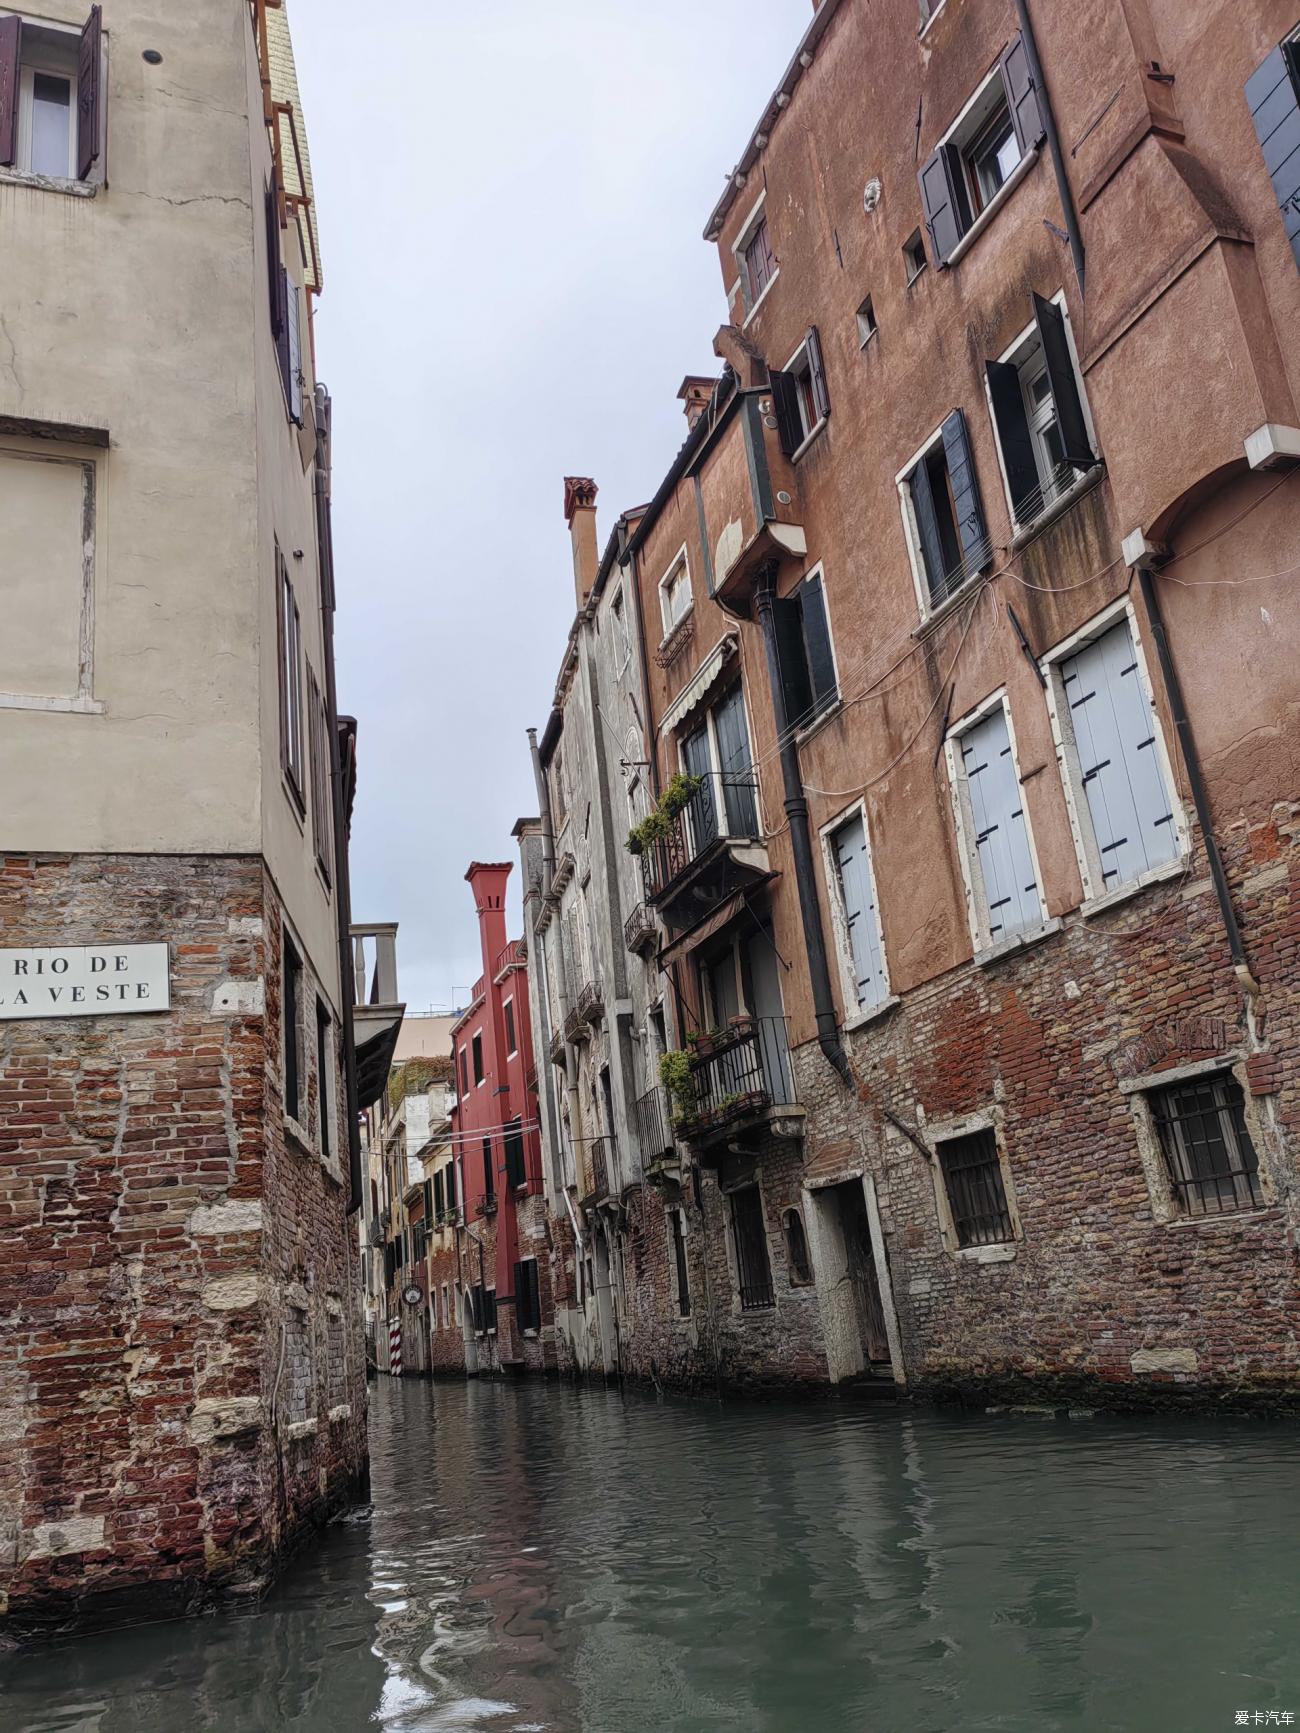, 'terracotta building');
0,1,399,1629
534,0,1300,1406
